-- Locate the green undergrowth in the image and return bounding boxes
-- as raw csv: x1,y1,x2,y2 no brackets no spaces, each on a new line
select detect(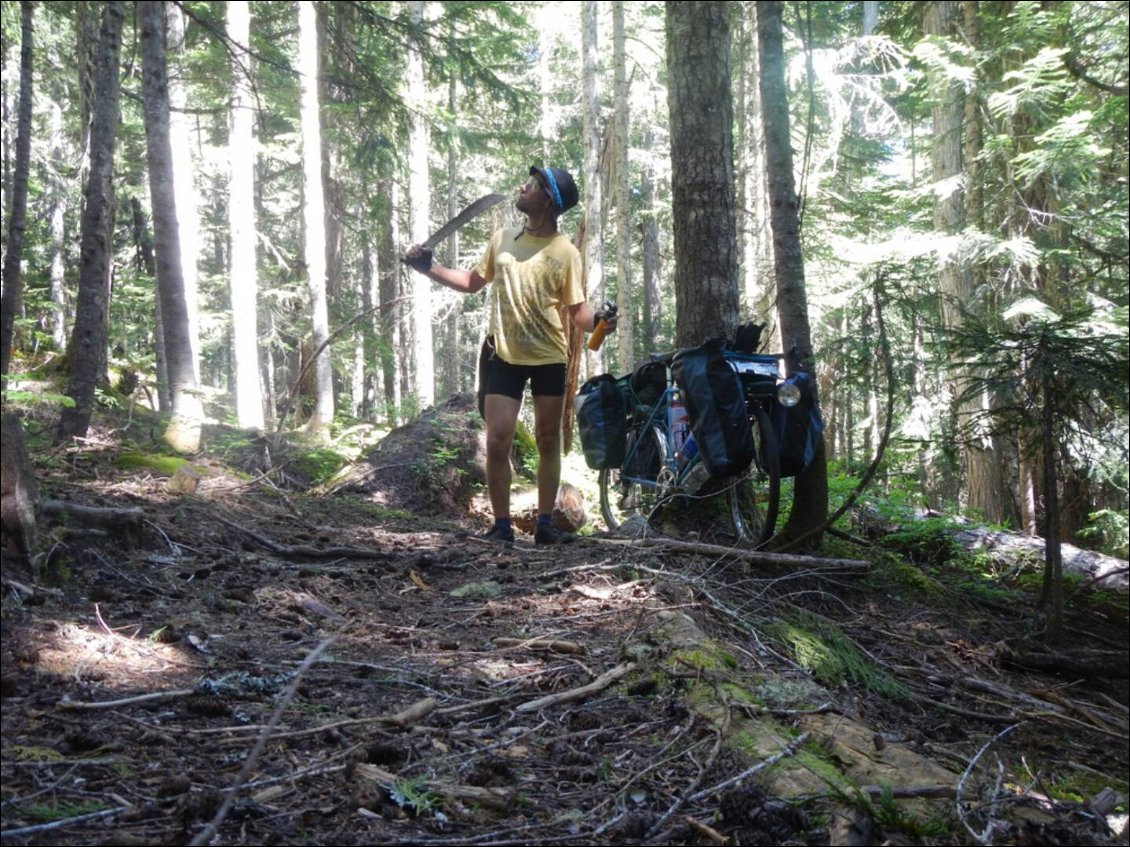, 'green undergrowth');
764,610,909,701
115,451,194,476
